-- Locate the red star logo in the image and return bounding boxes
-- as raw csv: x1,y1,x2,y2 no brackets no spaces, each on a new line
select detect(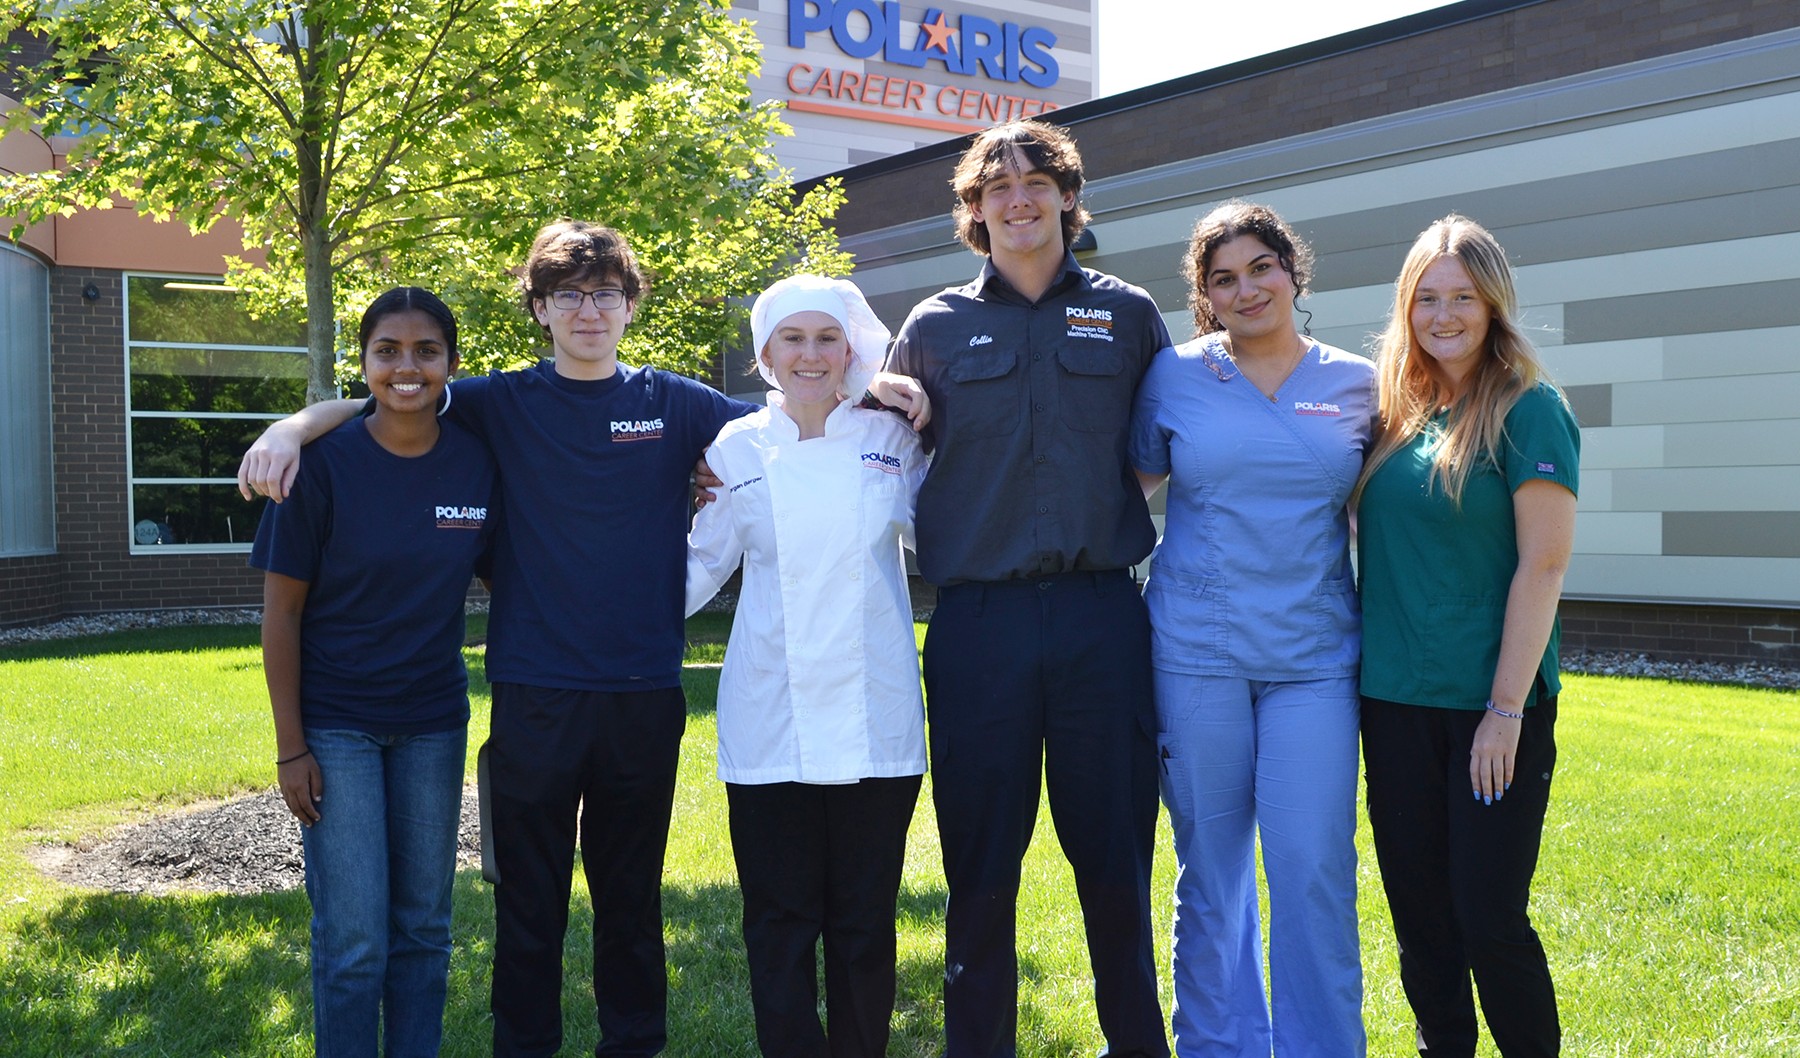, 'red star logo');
919,11,955,54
